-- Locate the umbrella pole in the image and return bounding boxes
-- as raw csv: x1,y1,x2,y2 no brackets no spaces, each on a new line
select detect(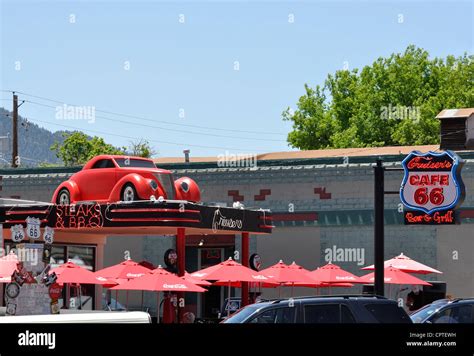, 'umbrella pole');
126,290,129,311
227,281,231,317
78,285,82,310
291,284,294,297
66,283,70,309
279,284,281,298
115,290,118,310
389,284,392,300
141,290,144,310
157,292,160,324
